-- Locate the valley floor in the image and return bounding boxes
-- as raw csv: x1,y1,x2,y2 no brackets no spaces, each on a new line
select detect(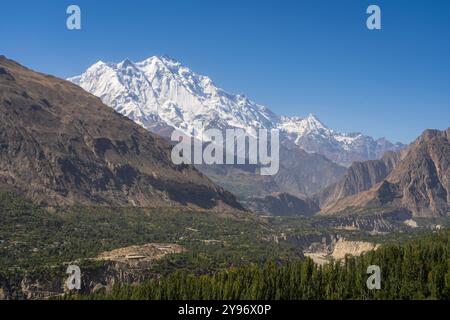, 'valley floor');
0,191,449,300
